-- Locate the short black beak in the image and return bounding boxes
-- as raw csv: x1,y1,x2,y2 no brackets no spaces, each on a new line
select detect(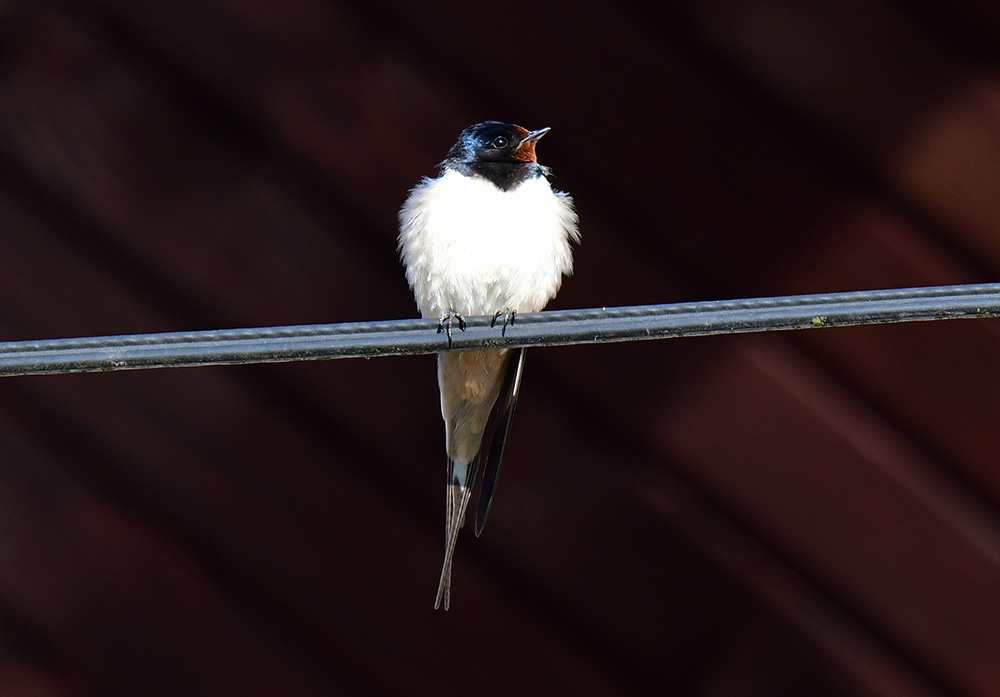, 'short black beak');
520,127,551,143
